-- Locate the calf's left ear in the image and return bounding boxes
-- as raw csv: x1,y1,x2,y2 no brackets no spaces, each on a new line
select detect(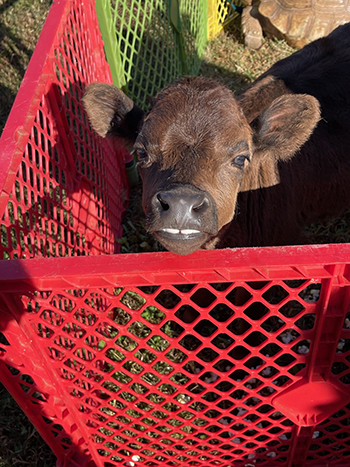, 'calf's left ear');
253,94,321,160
